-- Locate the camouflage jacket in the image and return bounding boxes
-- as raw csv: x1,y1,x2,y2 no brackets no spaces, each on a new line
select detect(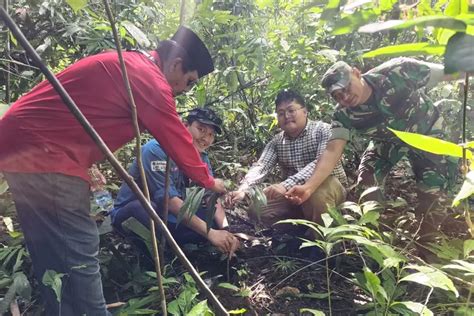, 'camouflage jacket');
330,58,444,144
